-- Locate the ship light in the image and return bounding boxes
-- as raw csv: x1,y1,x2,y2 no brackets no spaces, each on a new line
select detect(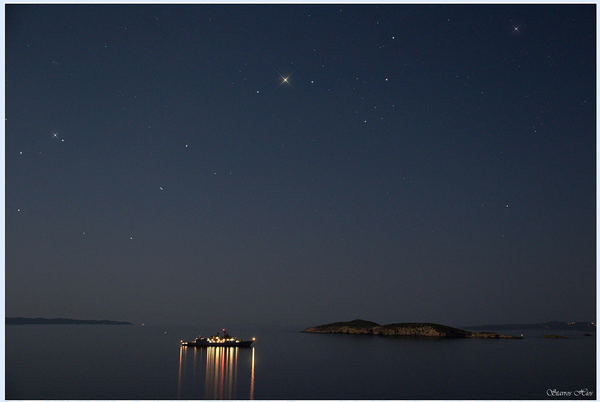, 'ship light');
252,338,256,341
